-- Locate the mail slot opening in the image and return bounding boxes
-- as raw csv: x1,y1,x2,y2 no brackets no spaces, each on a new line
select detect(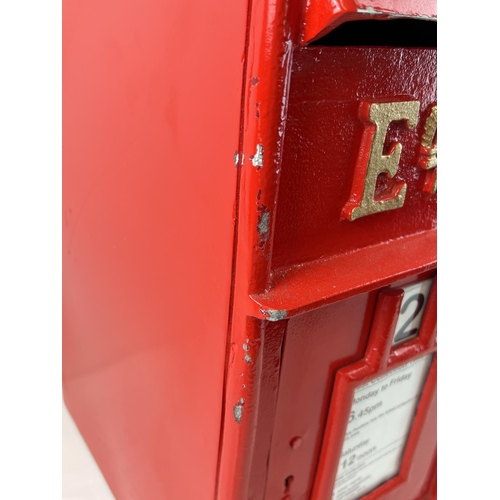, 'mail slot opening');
310,19,437,48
